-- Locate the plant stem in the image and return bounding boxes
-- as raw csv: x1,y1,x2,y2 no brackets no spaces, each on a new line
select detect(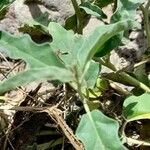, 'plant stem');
98,58,117,71
73,66,93,124
97,58,150,92
75,70,105,150
121,121,128,140
121,120,150,146
146,0,150,9
140,2,150,49
134,56,150,68
125,137,150,146
110,82,131,96
75,66,90,110
71,0,83,34
120,72,150,92
74,67,95,129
